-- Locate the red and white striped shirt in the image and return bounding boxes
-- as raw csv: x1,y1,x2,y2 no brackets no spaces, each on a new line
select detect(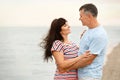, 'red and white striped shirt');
51,40,79,80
